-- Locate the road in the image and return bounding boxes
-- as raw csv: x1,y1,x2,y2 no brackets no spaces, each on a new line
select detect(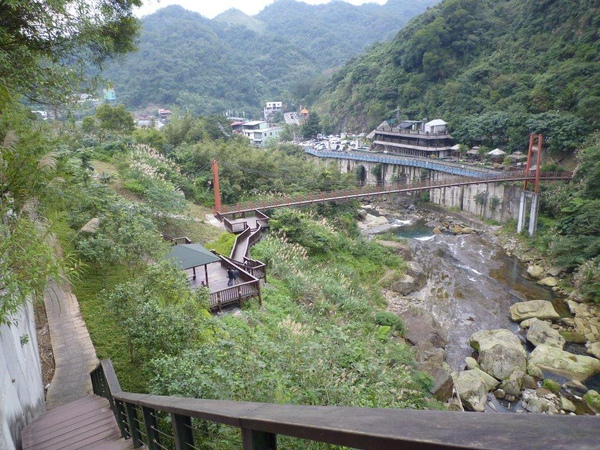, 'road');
284,112,299,125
